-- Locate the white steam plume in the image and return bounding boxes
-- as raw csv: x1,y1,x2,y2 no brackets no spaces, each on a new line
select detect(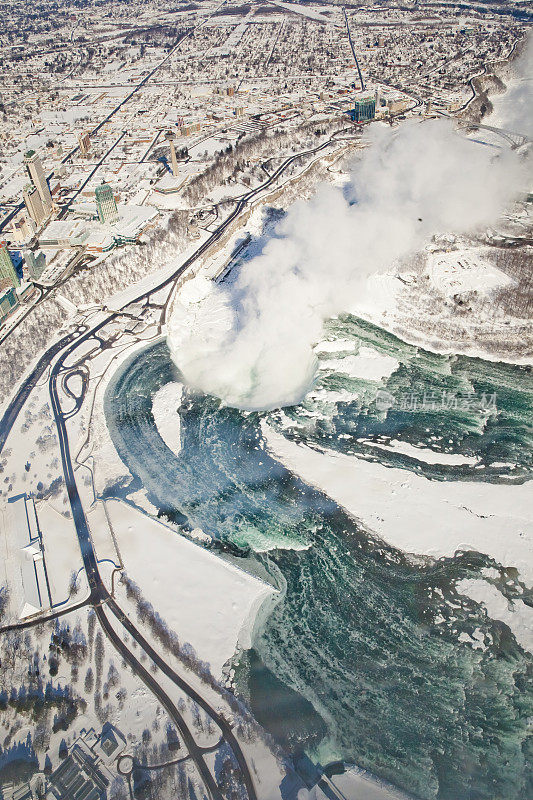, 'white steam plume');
167,118,524,411
490,33,533,137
